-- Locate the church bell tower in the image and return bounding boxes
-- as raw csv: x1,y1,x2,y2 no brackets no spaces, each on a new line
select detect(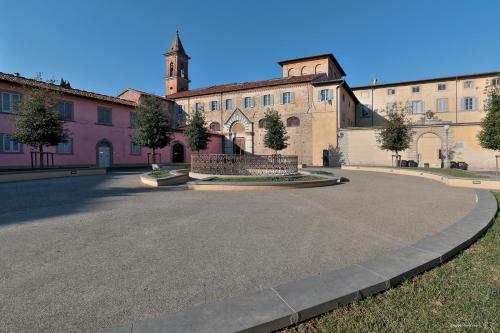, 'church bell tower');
165,30,190,96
